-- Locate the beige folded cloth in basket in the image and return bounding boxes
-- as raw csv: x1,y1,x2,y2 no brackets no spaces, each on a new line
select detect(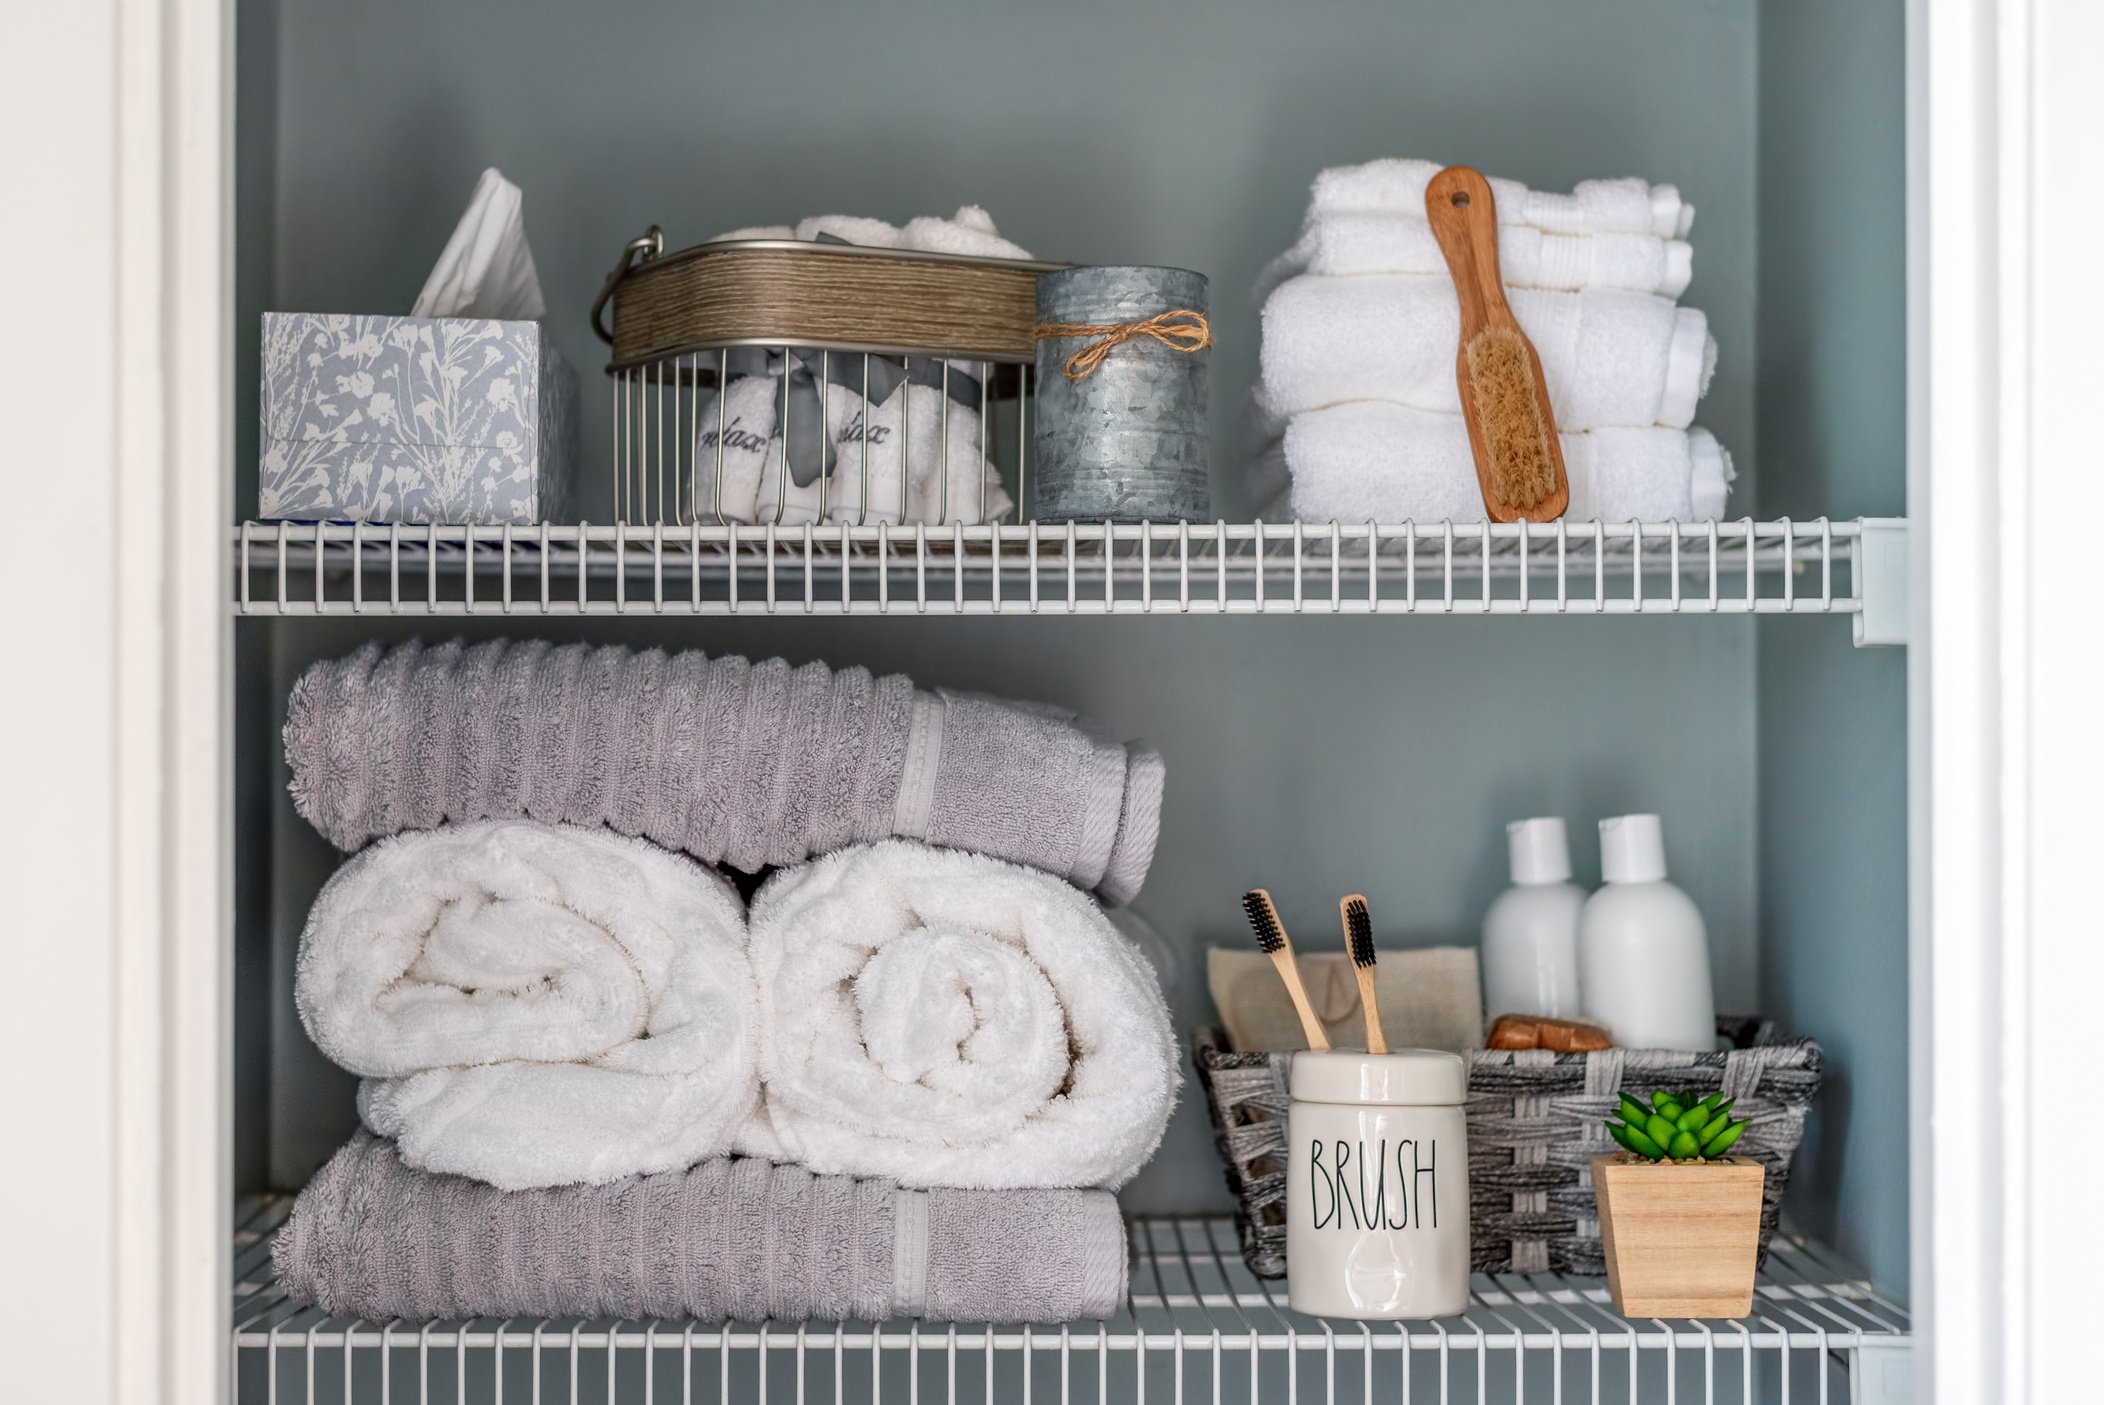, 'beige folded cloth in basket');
1208,946,1483,1053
